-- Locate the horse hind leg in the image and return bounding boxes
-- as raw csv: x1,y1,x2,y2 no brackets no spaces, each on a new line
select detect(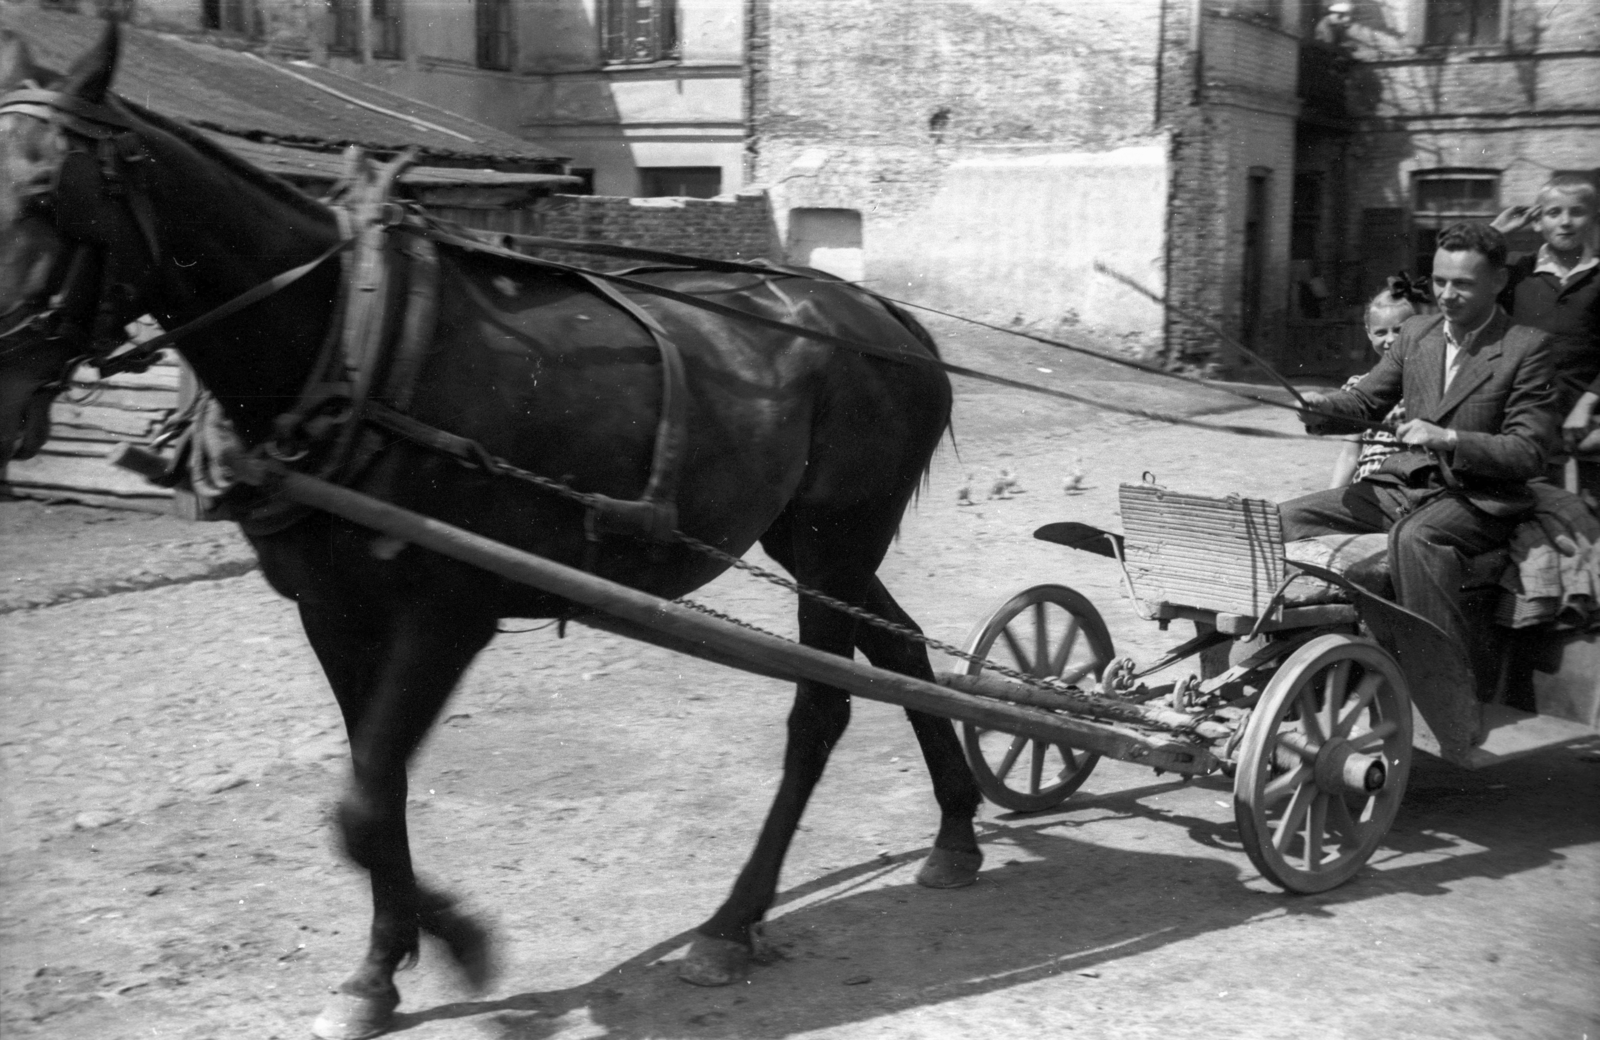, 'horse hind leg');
298,599,498,1040
853,577,983,889
681,505,980,985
